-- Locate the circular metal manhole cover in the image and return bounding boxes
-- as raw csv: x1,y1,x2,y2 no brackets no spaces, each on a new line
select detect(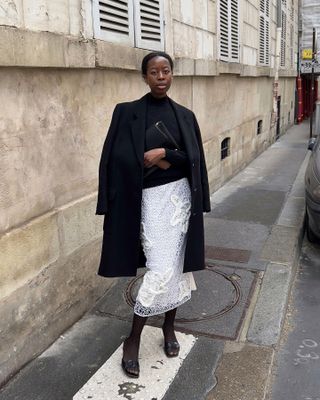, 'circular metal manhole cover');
124,264,241,323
